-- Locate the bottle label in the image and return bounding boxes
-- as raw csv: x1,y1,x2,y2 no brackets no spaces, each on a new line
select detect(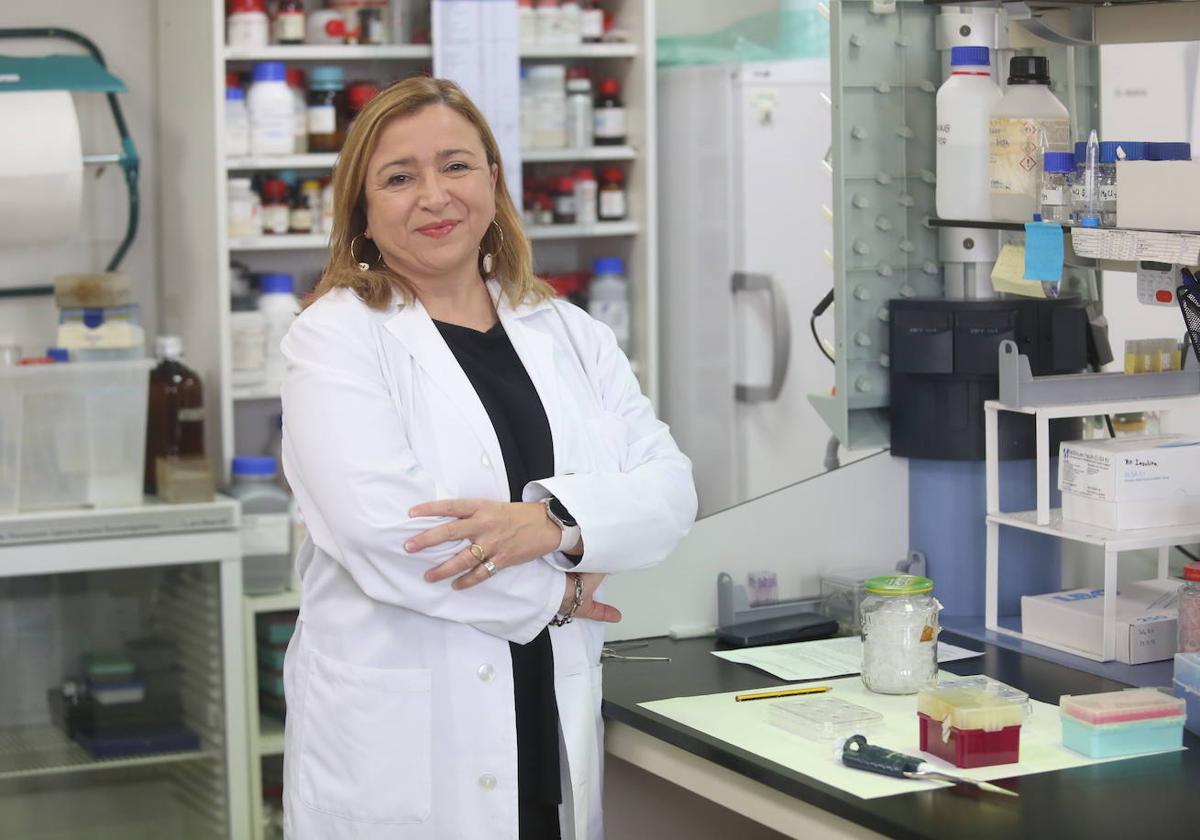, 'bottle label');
290,207,314,232
265,205,291,235
177,407,205,423
599,189,626,220
989,117,1069,197
1039,187,1064,206
274,11,306,42
594,107,626,141
308,105,337,135
1099,184,1118,202
242,512,291,556
581,9,604,40
590,301,630,348
232,323,267,371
